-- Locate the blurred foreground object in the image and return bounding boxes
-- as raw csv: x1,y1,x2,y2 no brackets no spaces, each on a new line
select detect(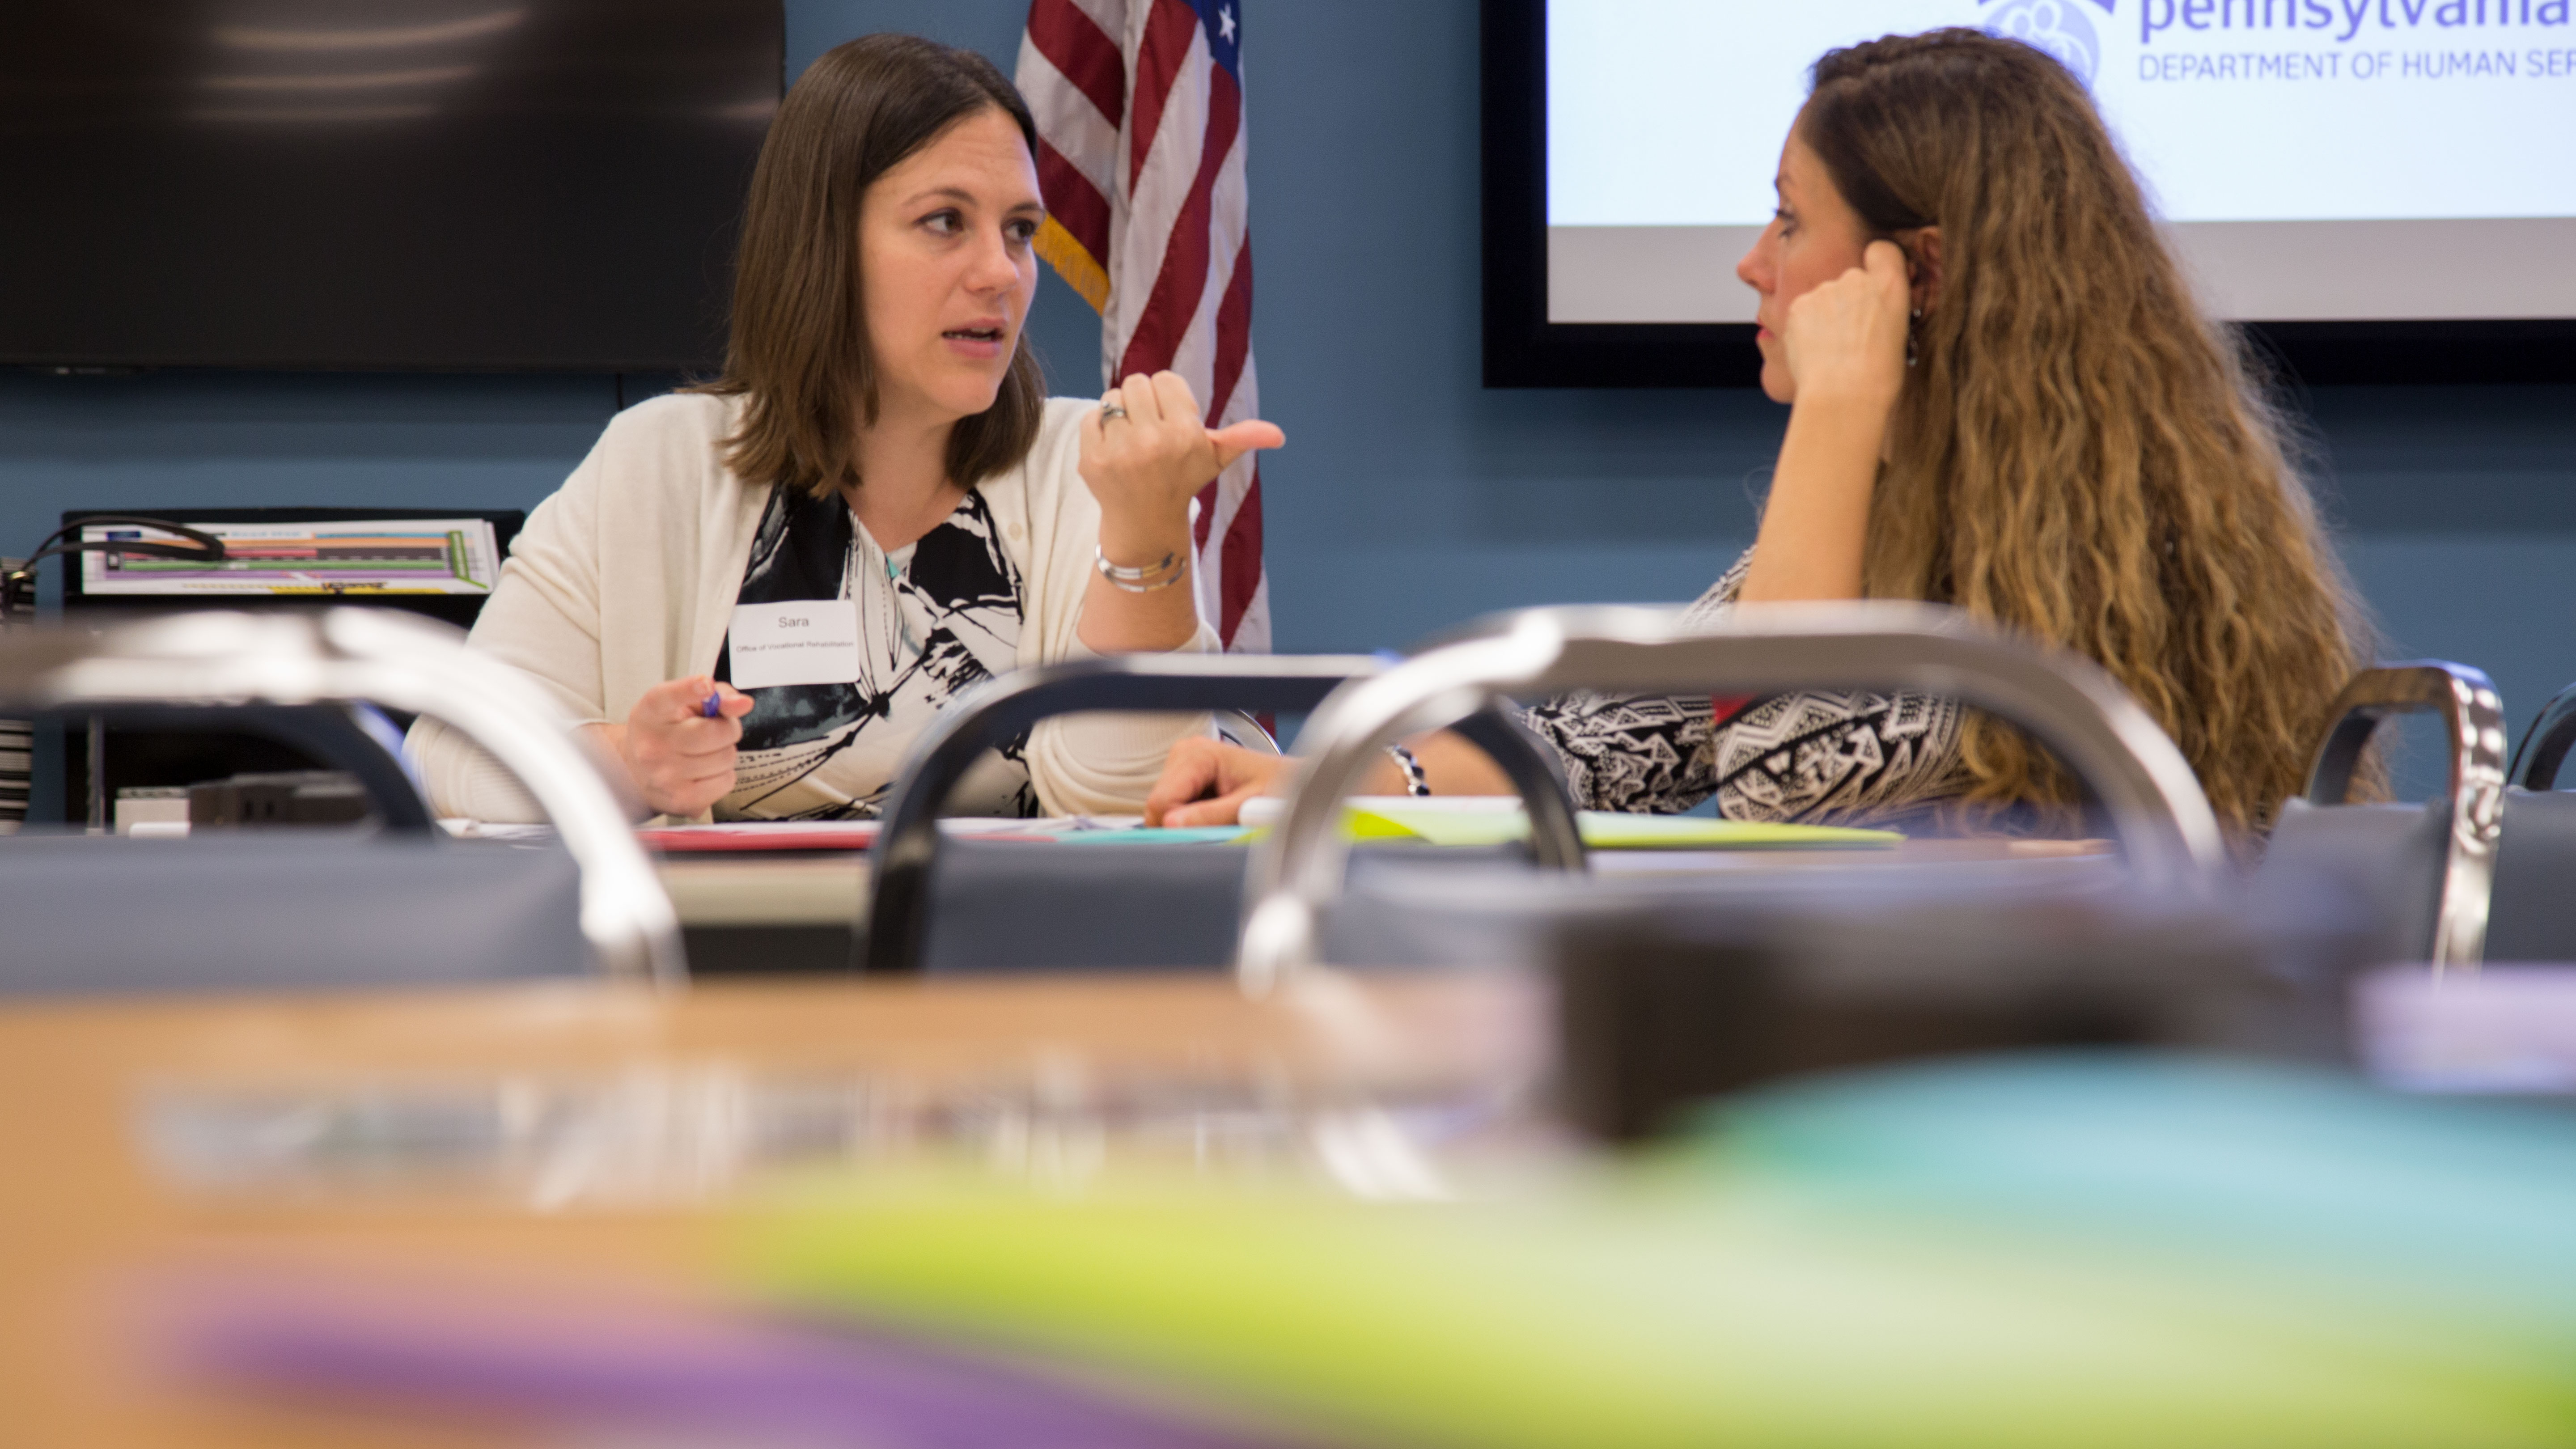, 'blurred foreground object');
146,1047,2576,1448
20,965,2576,1445
746,1054,2576,1449
0,973,1534,1445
